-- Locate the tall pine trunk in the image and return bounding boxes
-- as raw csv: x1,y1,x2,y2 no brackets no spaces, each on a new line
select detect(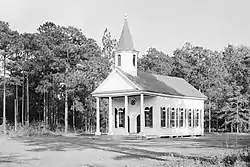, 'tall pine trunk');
3,55,6,136
26,76,29,126
65,89,68,134
22,74,25,125
15,84,18,131
73,101,75,132
43,89,46,125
